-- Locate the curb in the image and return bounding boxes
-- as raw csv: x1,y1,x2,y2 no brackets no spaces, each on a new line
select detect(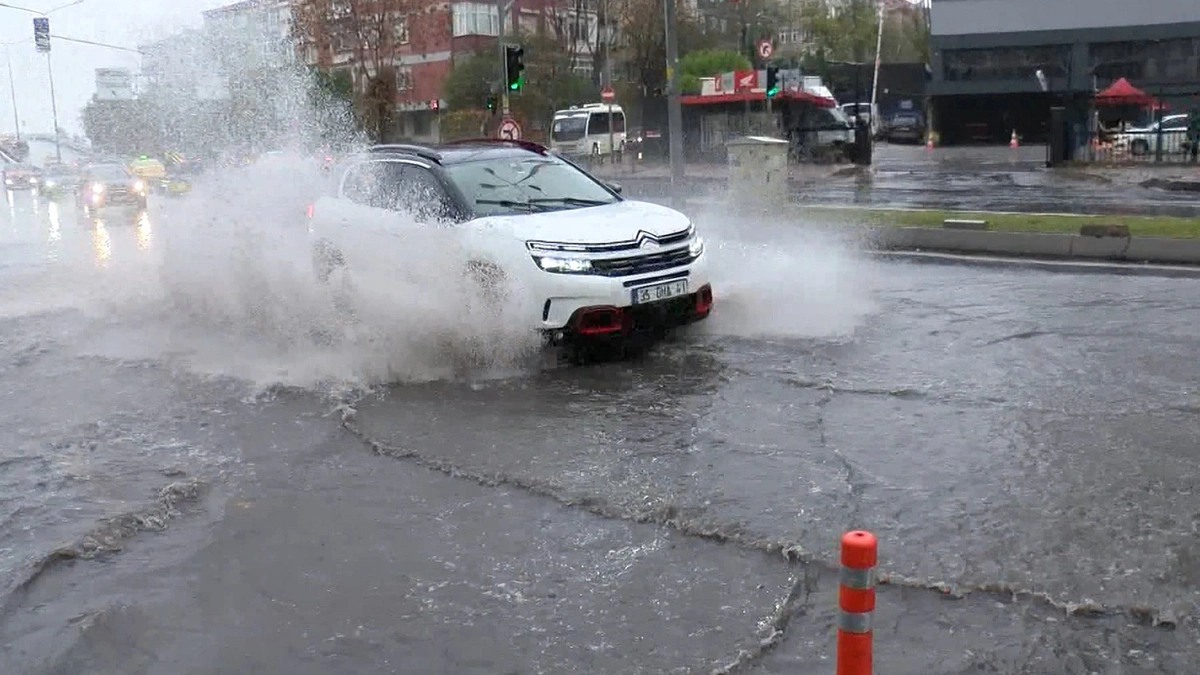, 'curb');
869,226,1200,268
